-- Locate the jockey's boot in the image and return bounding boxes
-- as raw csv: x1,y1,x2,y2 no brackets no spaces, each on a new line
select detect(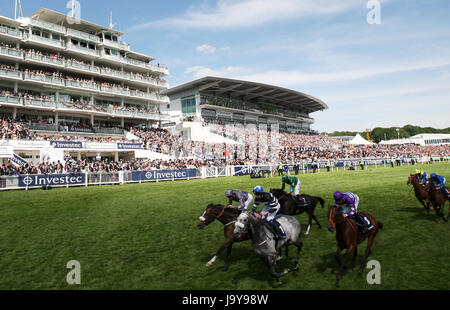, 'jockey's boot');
270,220,286,241
442,188,450,201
